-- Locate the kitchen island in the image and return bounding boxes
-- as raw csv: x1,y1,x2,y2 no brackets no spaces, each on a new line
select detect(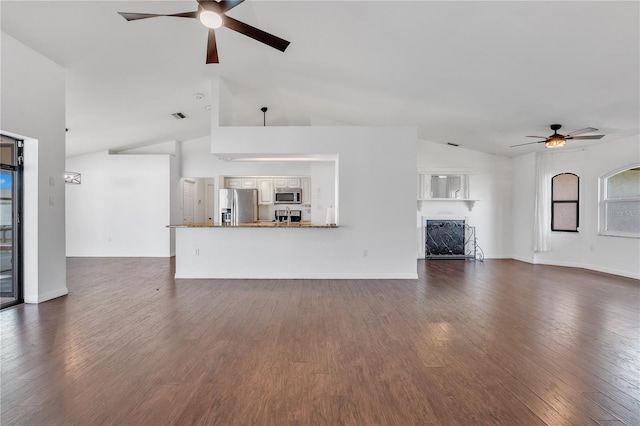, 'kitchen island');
168,222,343,279
169,221,337,229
